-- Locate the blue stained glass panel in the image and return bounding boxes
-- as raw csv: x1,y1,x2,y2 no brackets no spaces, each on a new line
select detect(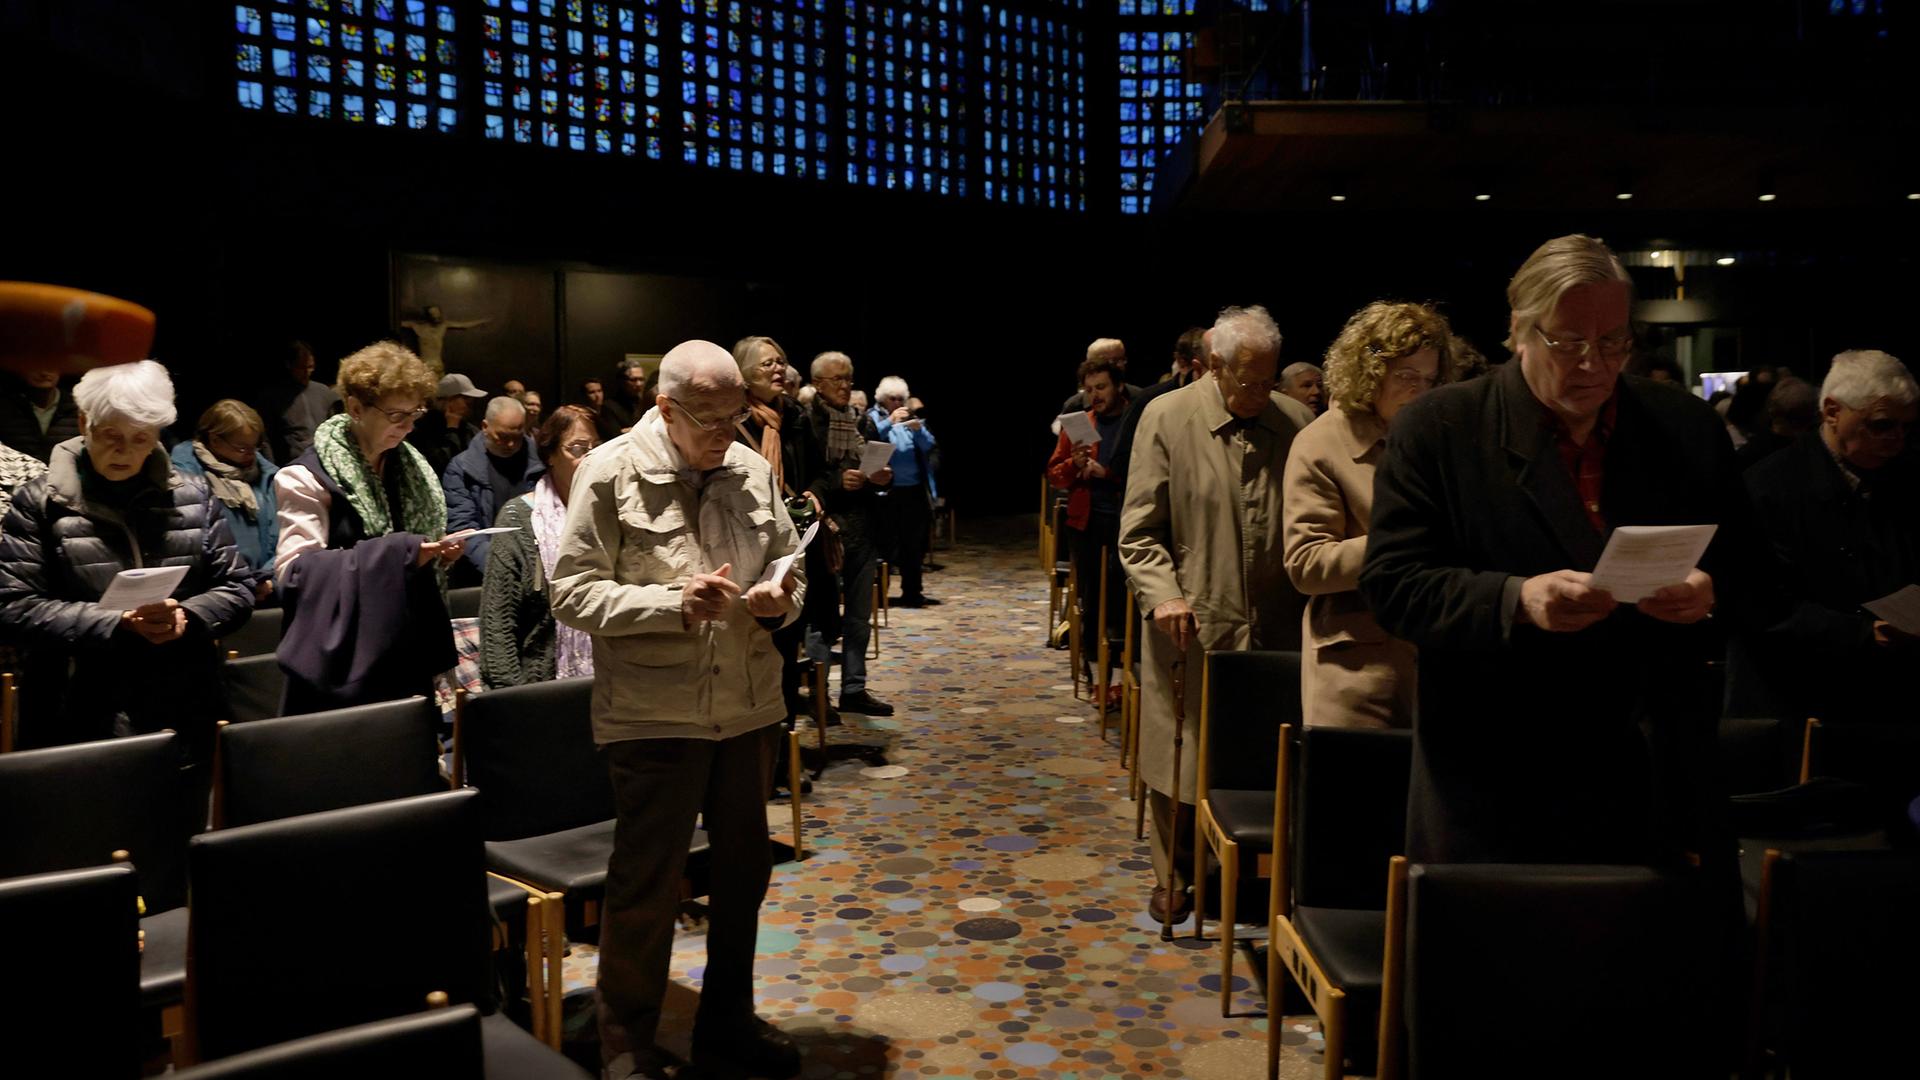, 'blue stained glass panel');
238,80,264,108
